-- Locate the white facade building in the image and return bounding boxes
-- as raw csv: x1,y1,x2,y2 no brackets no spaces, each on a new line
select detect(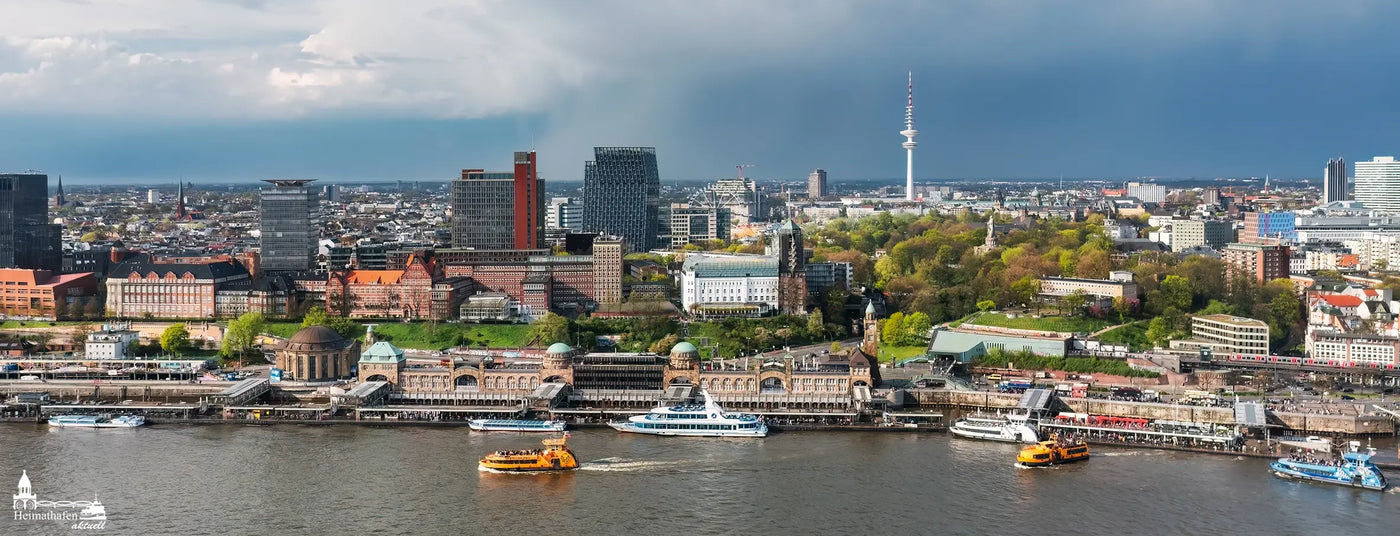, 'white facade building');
678,254,780,313
1355,156,1400,214
1126,182,1166,204
85,323,141,359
